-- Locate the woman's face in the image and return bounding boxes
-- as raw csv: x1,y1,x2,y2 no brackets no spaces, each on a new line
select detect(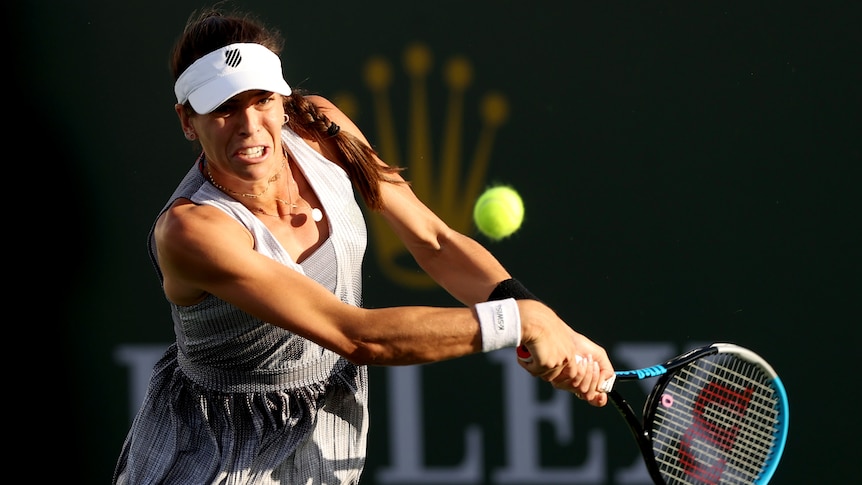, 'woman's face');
183,90,287,186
